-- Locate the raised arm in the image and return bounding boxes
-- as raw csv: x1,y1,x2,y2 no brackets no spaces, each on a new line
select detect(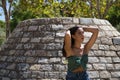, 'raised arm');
83,27,99,54
64,30,73,57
